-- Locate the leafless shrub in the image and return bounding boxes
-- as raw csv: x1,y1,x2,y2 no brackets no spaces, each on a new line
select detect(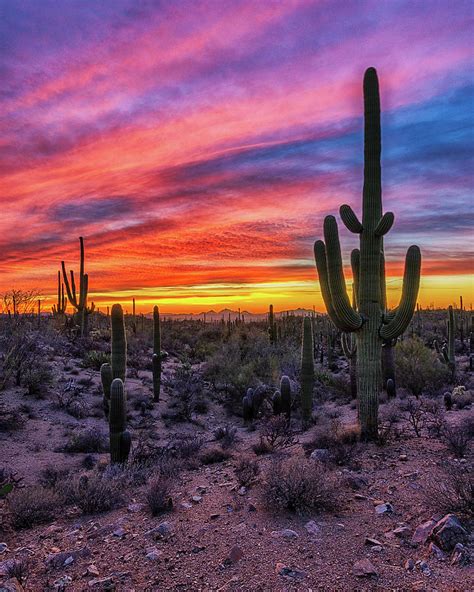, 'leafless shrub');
146,477,174,516
263,457,338,514
64,427,108,453
199,446,231,465
399,396,428,437
441,419,472,458
425,462,473,519
256,416,297,452
59,472,124,514
306,418,360,467
169,433,205,460
234,457,260,488
213,425,238,449
9,487,59,529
